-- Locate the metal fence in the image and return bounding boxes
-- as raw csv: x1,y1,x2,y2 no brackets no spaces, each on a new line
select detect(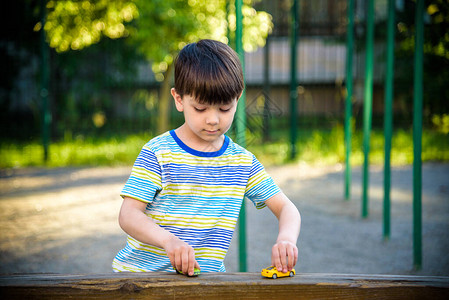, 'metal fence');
1,0,446,142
